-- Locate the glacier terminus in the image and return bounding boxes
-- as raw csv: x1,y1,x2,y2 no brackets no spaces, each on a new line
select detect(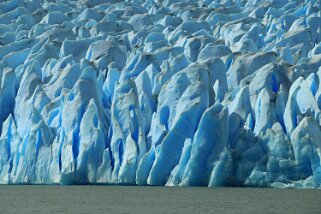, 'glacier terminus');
0,0,321,188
